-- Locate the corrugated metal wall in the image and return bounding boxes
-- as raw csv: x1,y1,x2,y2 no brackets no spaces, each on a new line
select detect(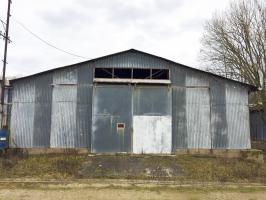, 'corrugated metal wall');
9,50,251,150
10,63,93,148
33,73,52,147
94,51,170,69
250,111,266,141
226,83,250,148
11,80,36,147
50,68,78,148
